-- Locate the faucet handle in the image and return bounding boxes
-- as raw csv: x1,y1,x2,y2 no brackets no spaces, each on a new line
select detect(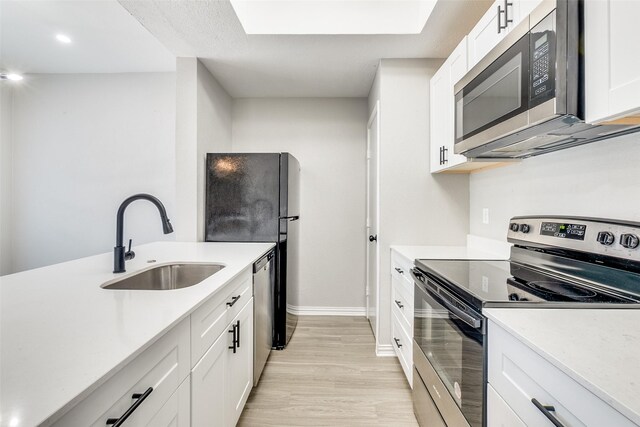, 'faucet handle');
125,238,135,261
